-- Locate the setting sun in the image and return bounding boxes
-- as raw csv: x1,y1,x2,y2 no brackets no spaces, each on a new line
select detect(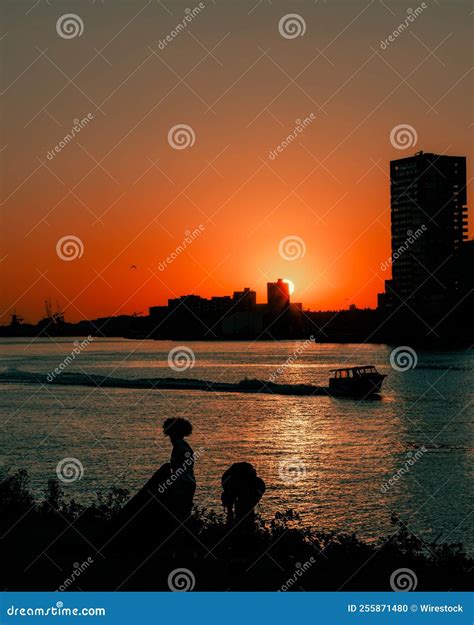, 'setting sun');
283,279,295,295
